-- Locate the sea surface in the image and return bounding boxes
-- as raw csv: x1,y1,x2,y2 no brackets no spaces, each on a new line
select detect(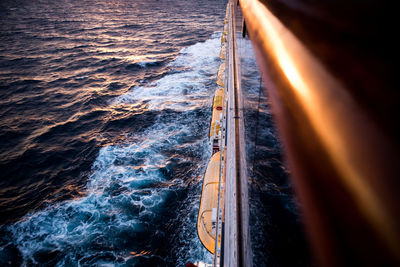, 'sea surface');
0,0,309,266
